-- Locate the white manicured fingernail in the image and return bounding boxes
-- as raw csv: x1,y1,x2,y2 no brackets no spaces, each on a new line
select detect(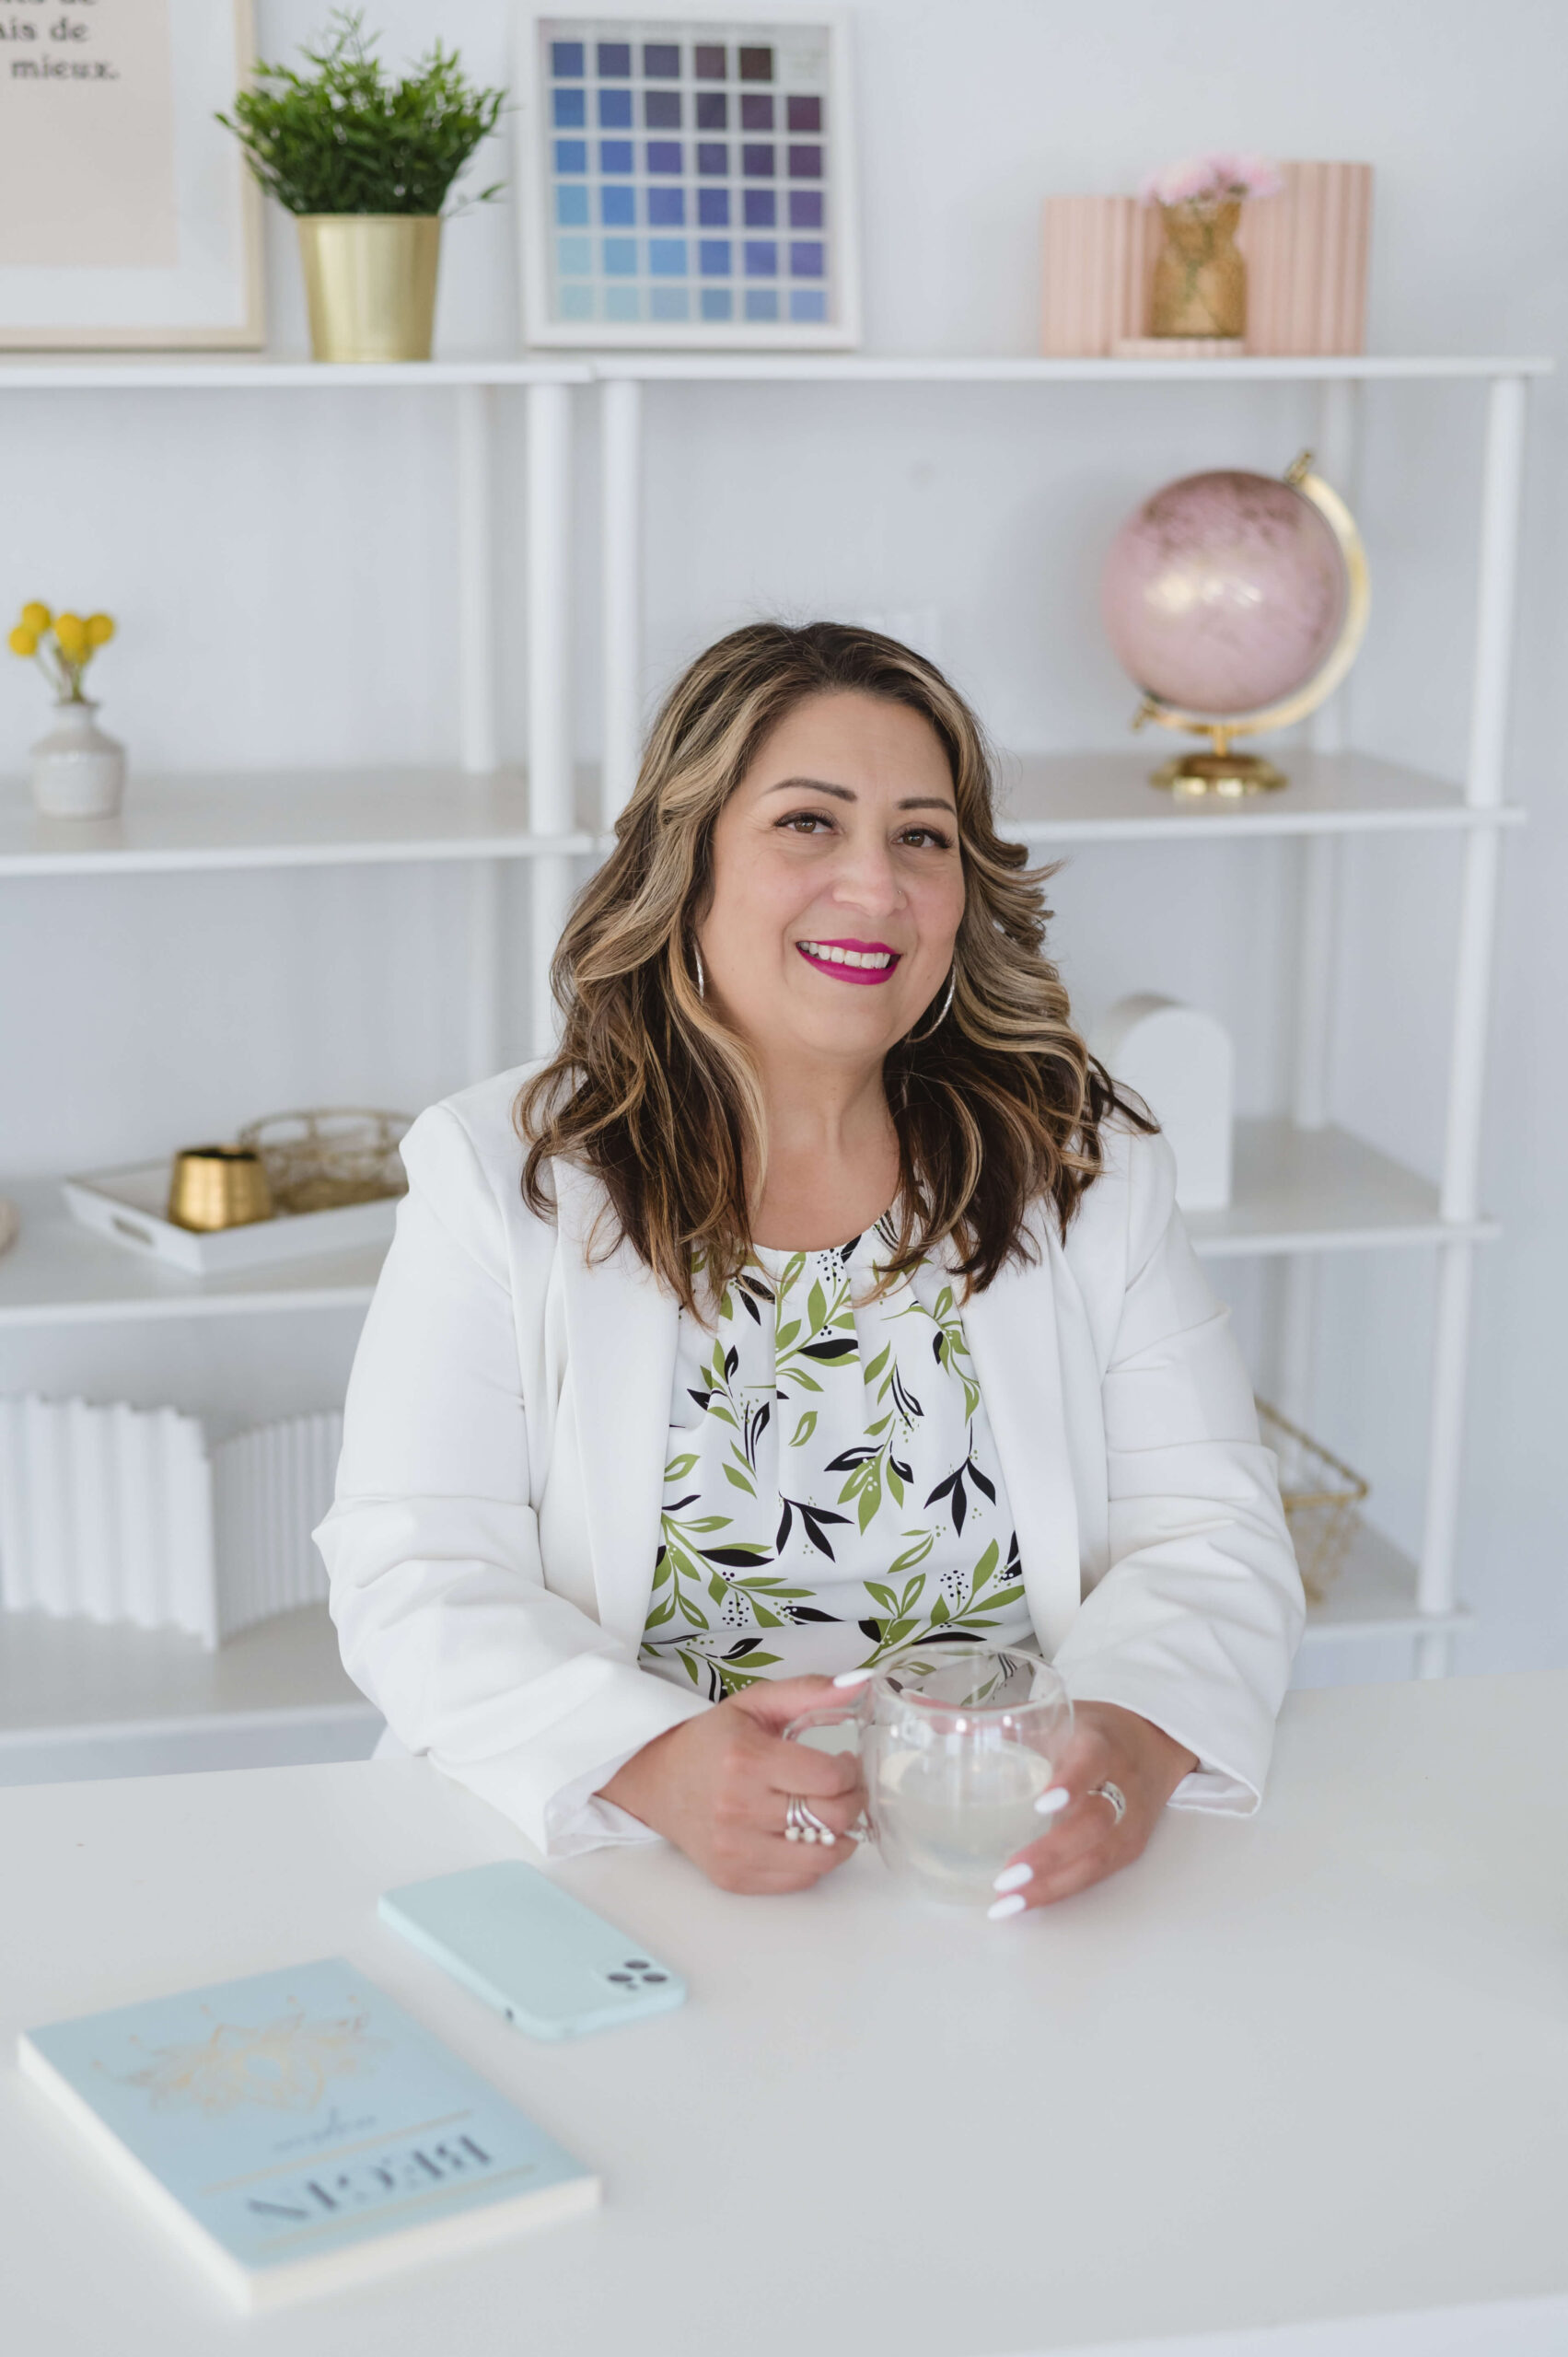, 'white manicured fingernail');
1035,1786,1071,1816
987,1893,1028,1921
993,1863,1032,1894
832,1668,874,1689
